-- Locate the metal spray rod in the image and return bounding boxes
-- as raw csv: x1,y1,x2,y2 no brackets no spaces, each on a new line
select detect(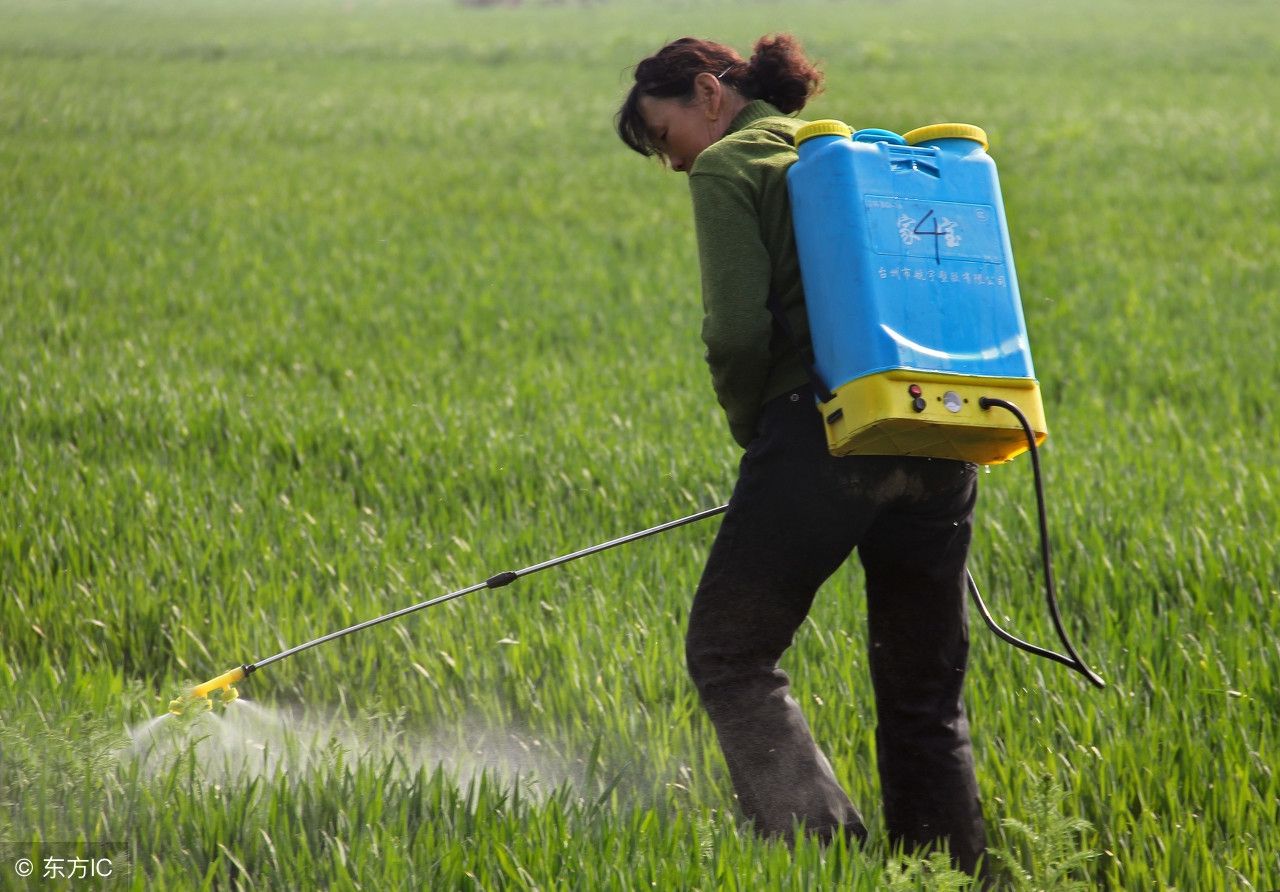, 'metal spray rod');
172,411,1105,714
170,504,728,714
